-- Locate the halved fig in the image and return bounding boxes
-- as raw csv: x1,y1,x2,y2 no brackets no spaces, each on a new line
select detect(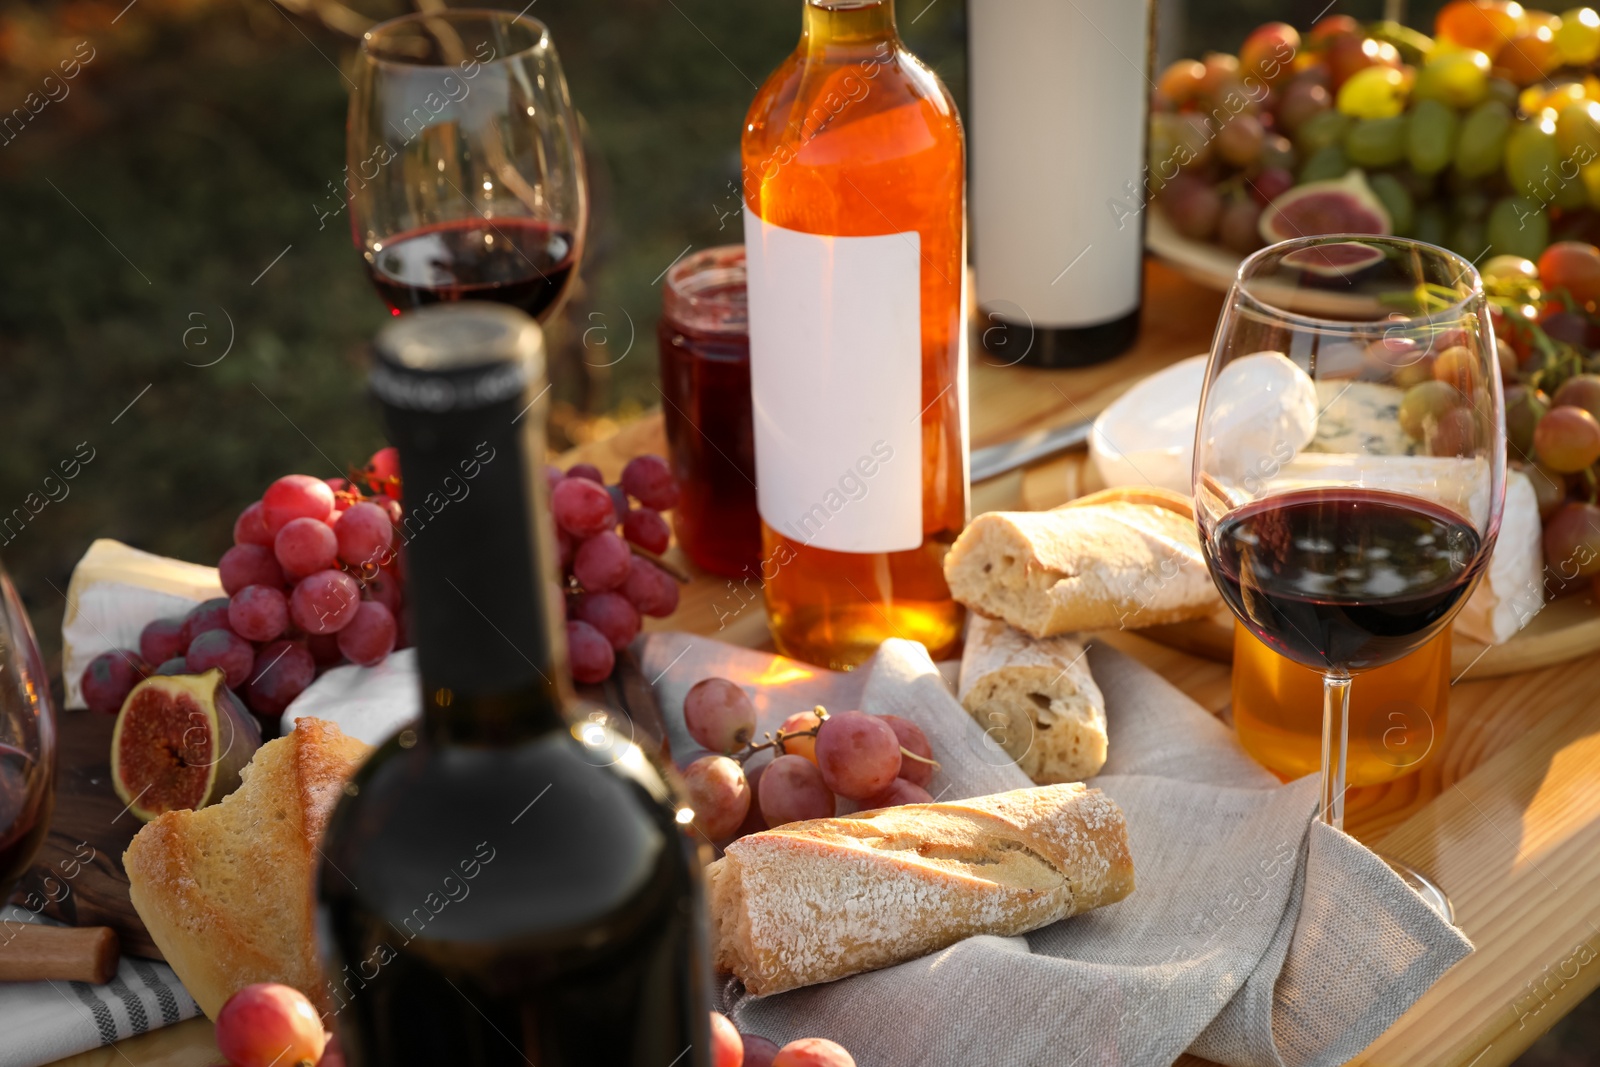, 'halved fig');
110,669,262,822
1258,170,1391,244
